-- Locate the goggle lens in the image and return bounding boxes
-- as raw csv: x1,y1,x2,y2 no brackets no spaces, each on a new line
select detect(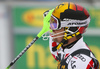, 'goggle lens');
50,16,58,30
